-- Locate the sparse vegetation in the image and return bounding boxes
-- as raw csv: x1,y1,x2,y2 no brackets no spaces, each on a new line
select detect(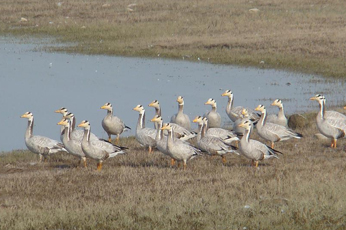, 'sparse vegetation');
2,117,346,229
1,0,346,77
